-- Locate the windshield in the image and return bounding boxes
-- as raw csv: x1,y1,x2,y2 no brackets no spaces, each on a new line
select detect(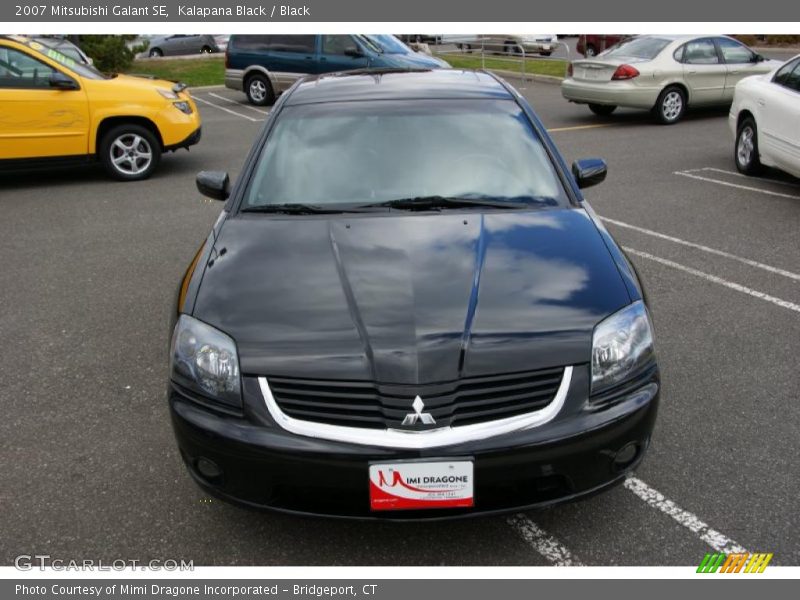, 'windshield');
29,40,107,79
242,99,568,211
603,36,671,60
361,35,410,54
